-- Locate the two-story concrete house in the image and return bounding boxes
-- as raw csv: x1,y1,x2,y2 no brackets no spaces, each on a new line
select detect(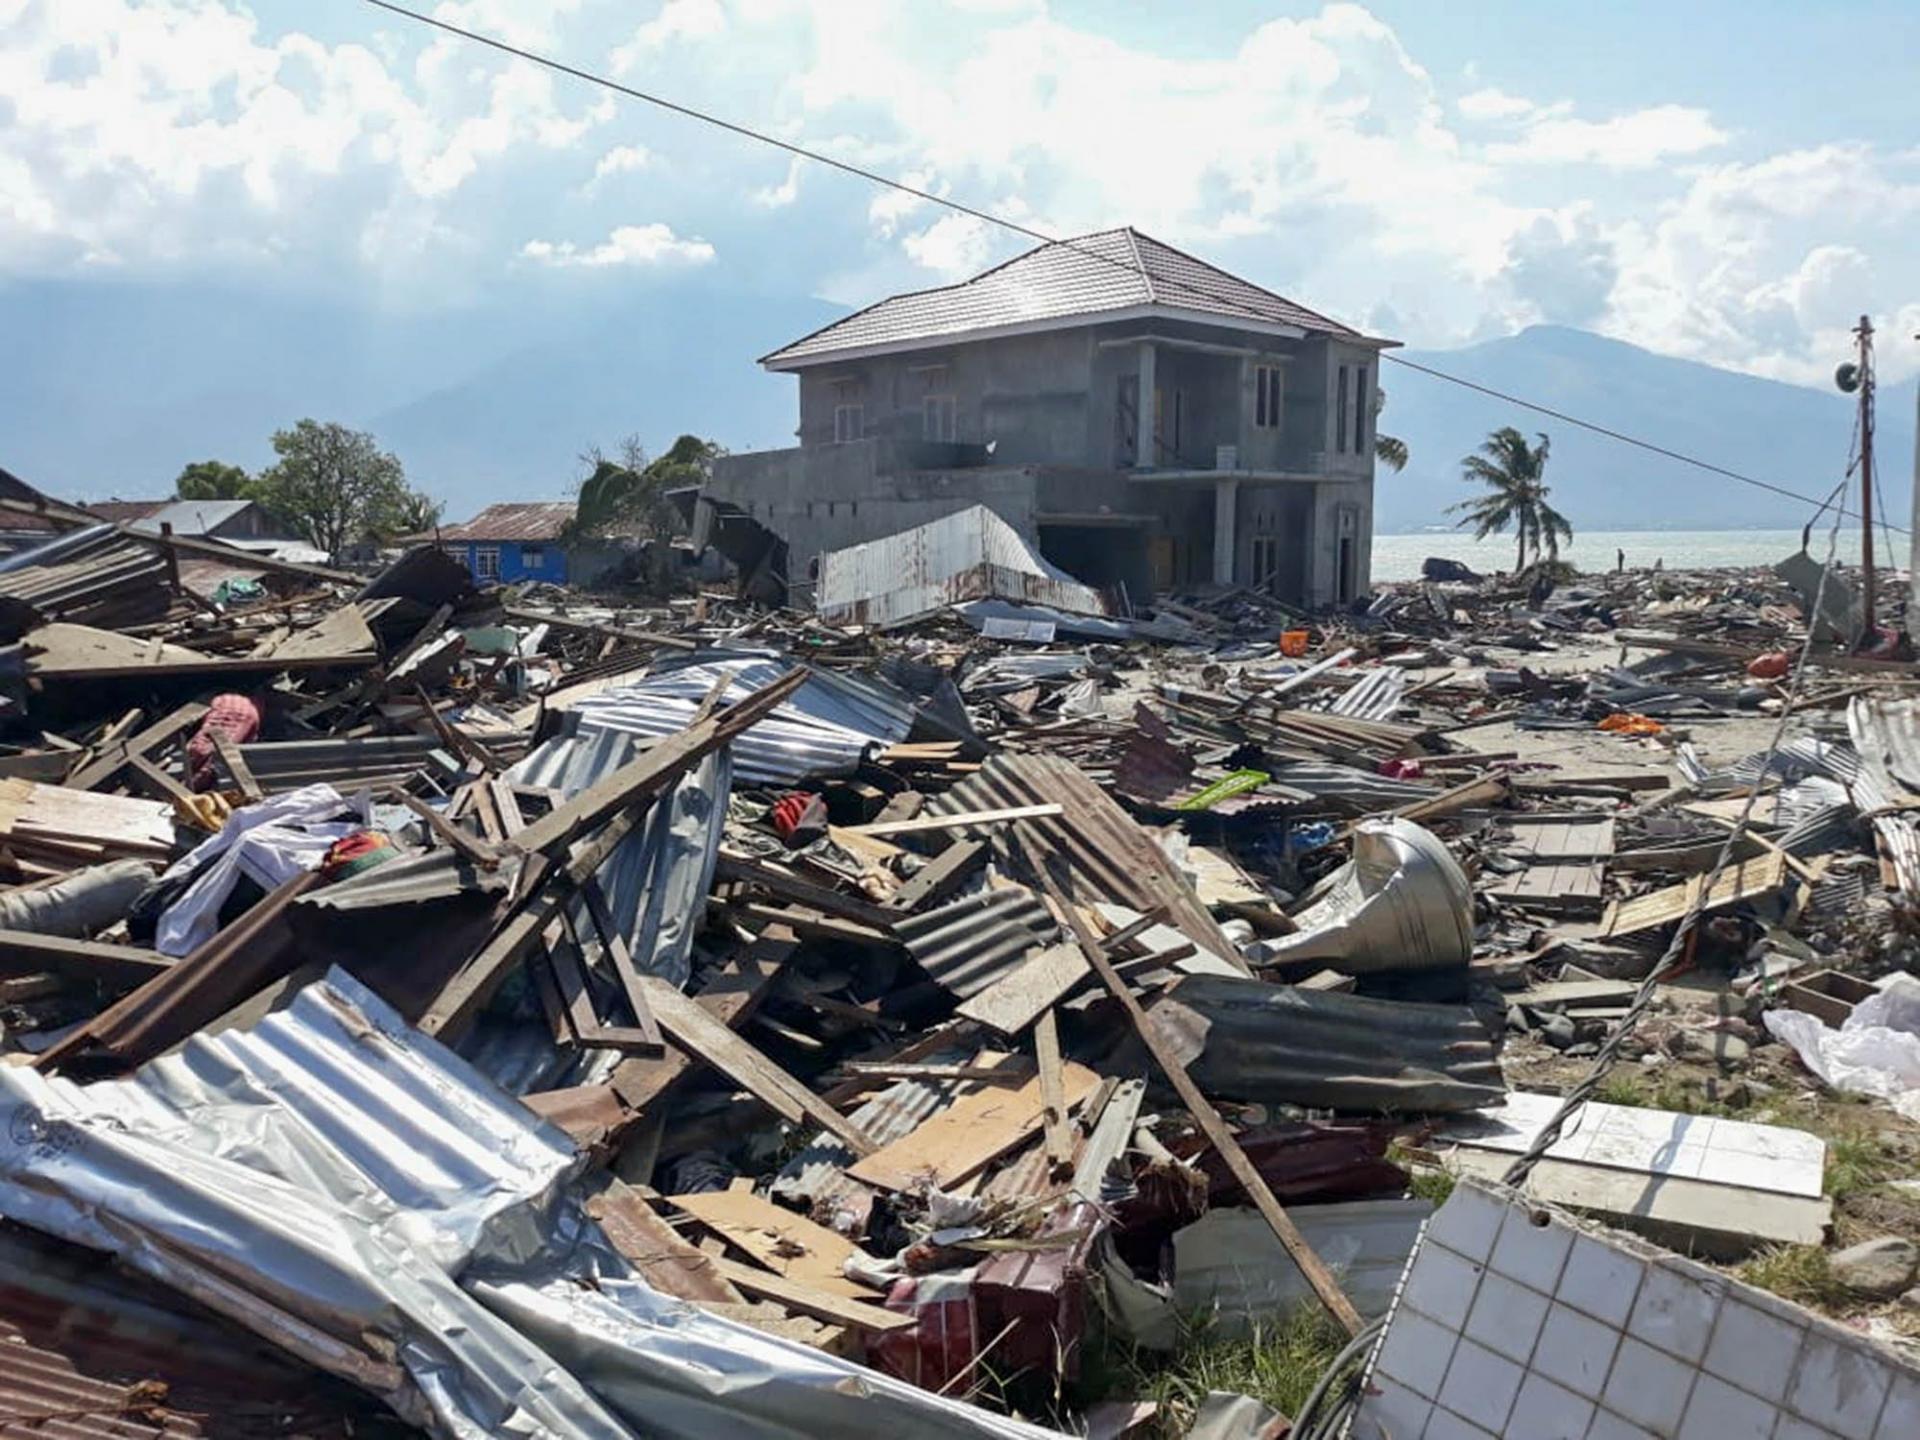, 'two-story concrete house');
702,228,1395,609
